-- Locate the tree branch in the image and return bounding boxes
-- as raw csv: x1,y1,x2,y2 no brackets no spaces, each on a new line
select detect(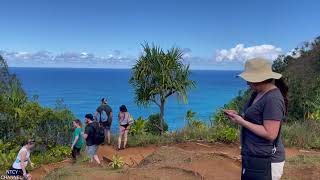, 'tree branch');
152,123,163,132
165,90,176,98
151,97,161,107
